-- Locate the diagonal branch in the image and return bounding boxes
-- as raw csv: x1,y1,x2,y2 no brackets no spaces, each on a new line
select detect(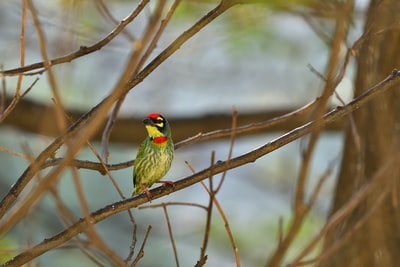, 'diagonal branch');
0,0,237,223
2,69,400,267
0,0,149,77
